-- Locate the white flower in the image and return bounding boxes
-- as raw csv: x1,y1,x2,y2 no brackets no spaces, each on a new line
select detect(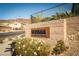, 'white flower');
41,42,43,45
18,47,21,49
42,40,45,43
25,51,27,53
30,39,33,44
34,52,37,55
37,47,40,50
18,36,21,39
23,45,25,48
38,39,42,42
18,42,21,44
35,41,38,44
